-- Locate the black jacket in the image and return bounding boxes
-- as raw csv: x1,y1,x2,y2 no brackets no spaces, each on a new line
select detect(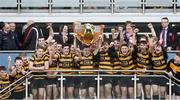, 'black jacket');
1,31,19,50
156,26,177,50
22,24,43,50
